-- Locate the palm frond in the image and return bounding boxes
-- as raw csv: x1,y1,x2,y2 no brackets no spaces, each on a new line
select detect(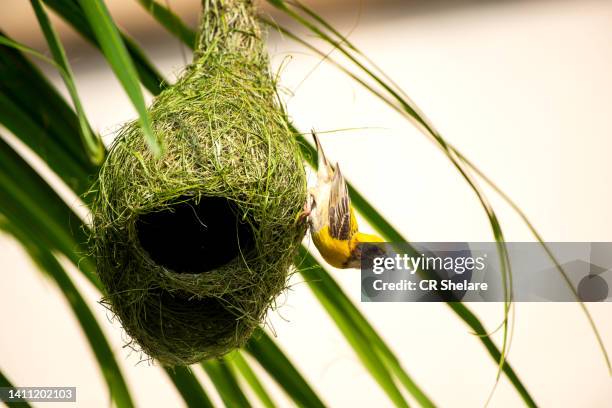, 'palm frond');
135,0,196,47
43,0,168,94
0,369,32,408
226,351,277,408
163,366,214,408
245,329,326,408
202,360,252,407
0,35,96,194
298,247,435,407
75,0,161,156
30,0,105,164
0,221,134,408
